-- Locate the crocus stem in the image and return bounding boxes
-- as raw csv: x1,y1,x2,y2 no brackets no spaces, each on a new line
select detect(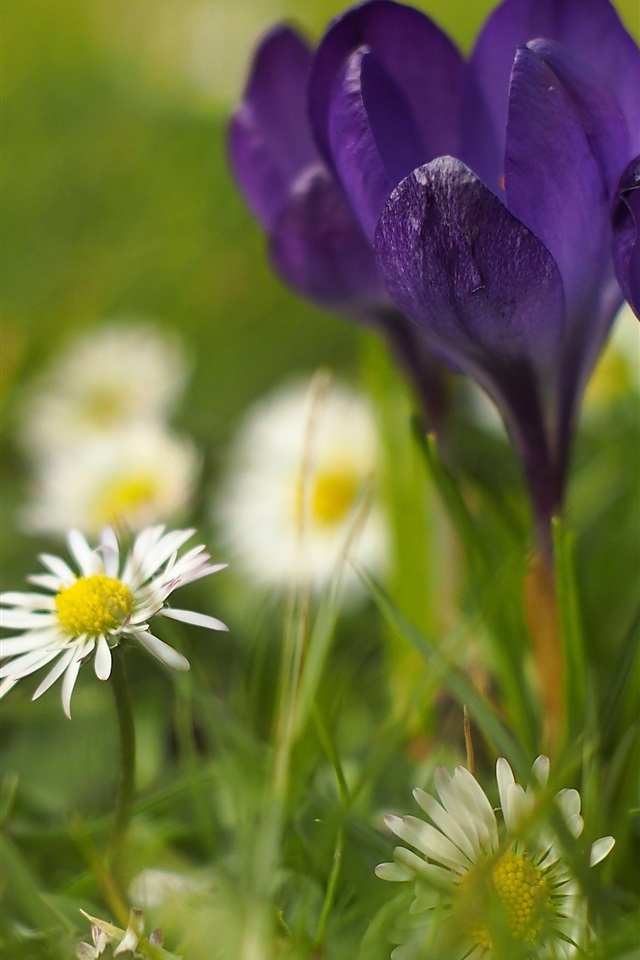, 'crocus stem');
524,551,565,753
108,647,136,892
